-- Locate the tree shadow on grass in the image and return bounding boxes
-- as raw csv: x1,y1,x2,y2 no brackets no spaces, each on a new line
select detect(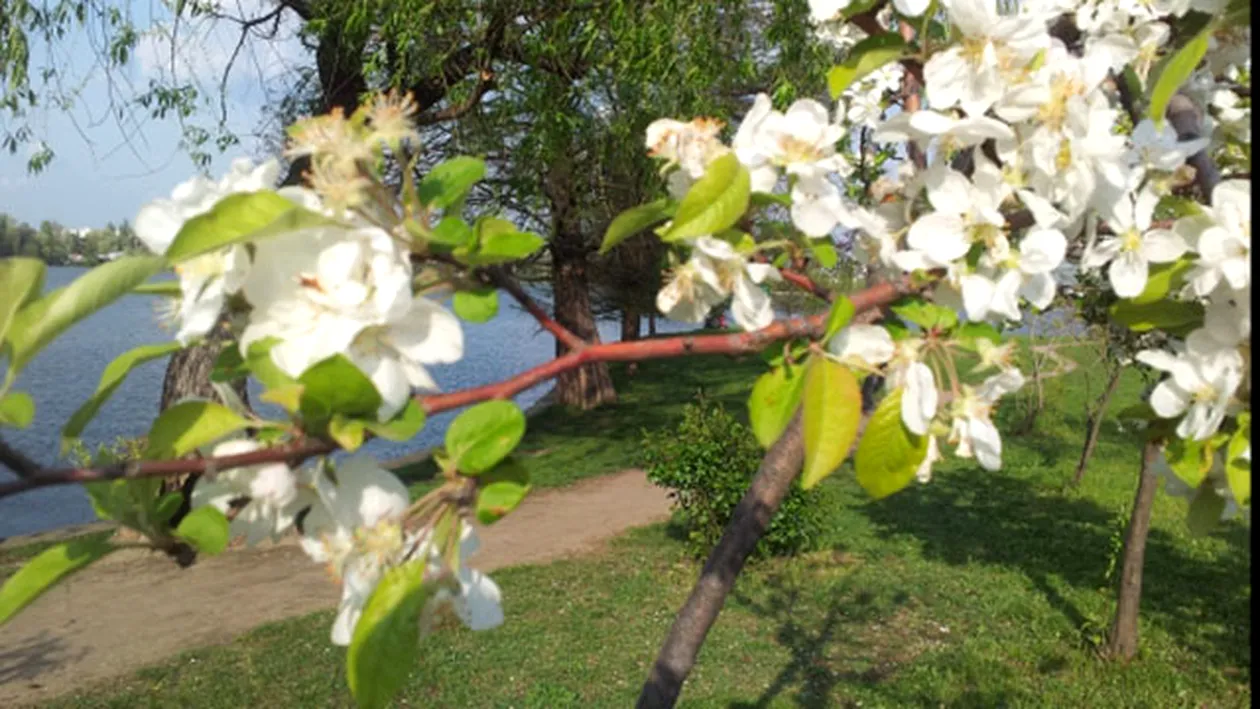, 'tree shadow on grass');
725,568,1021,708
858,471,1251,675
